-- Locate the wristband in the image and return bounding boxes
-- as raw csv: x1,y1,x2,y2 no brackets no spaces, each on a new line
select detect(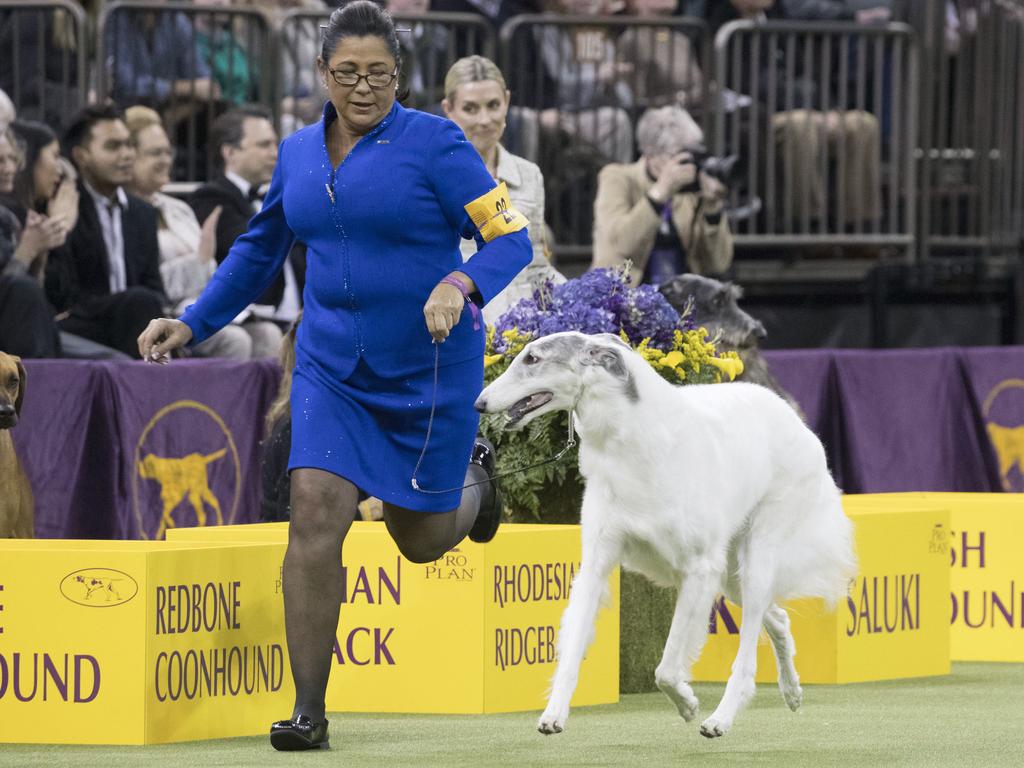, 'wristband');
440,275,481,331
